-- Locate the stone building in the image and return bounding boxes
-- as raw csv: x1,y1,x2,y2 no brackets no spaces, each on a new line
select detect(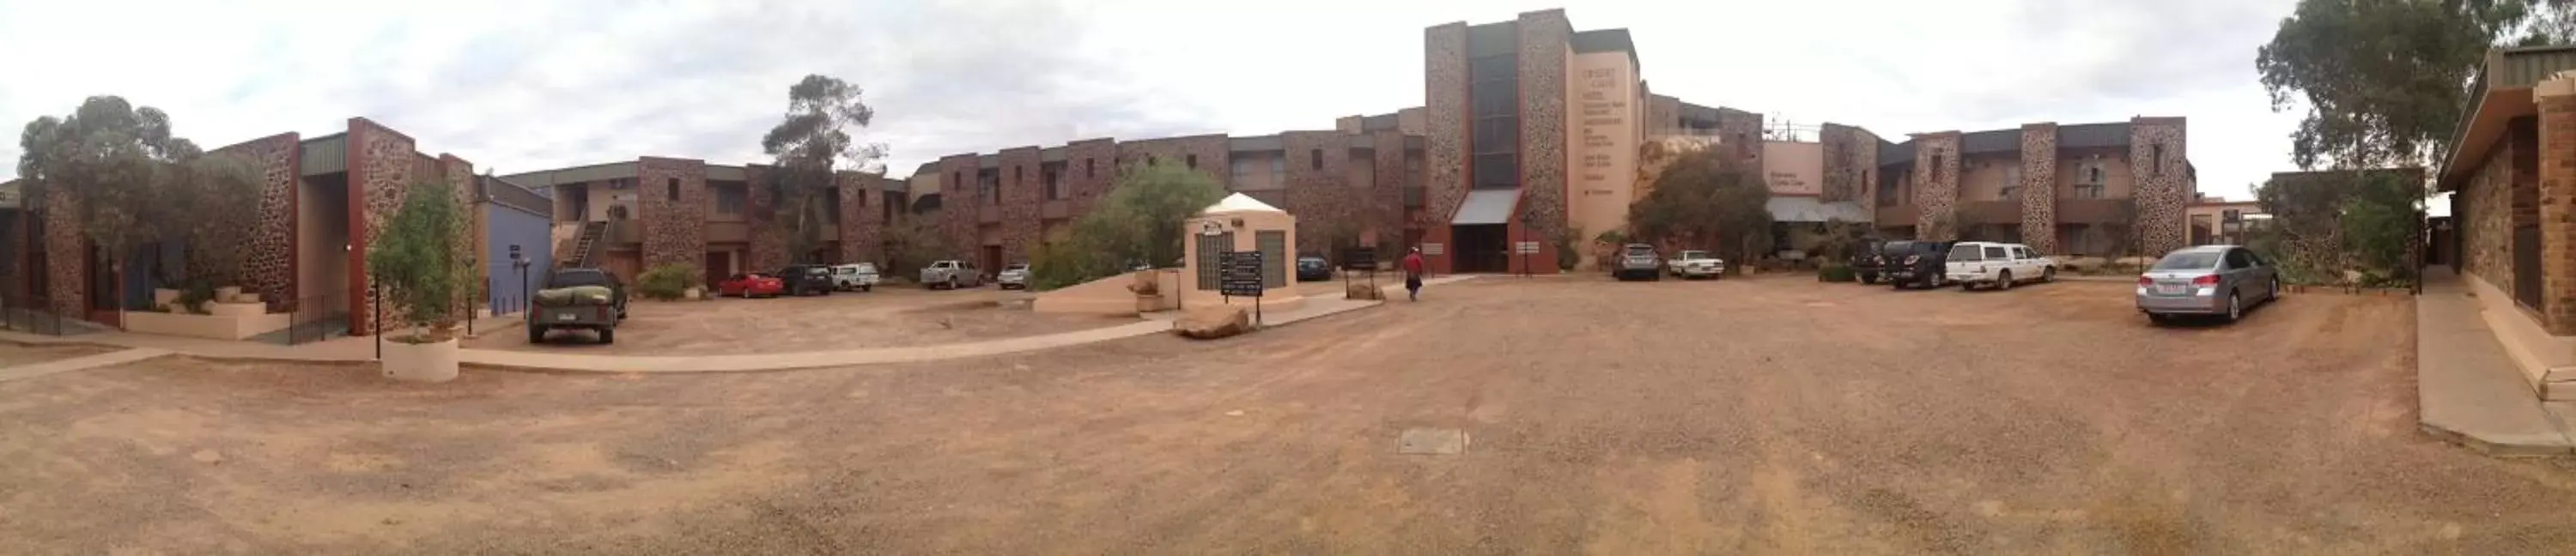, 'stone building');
498,161,908,288
2437,45,2576,399
1868,118,2196,257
